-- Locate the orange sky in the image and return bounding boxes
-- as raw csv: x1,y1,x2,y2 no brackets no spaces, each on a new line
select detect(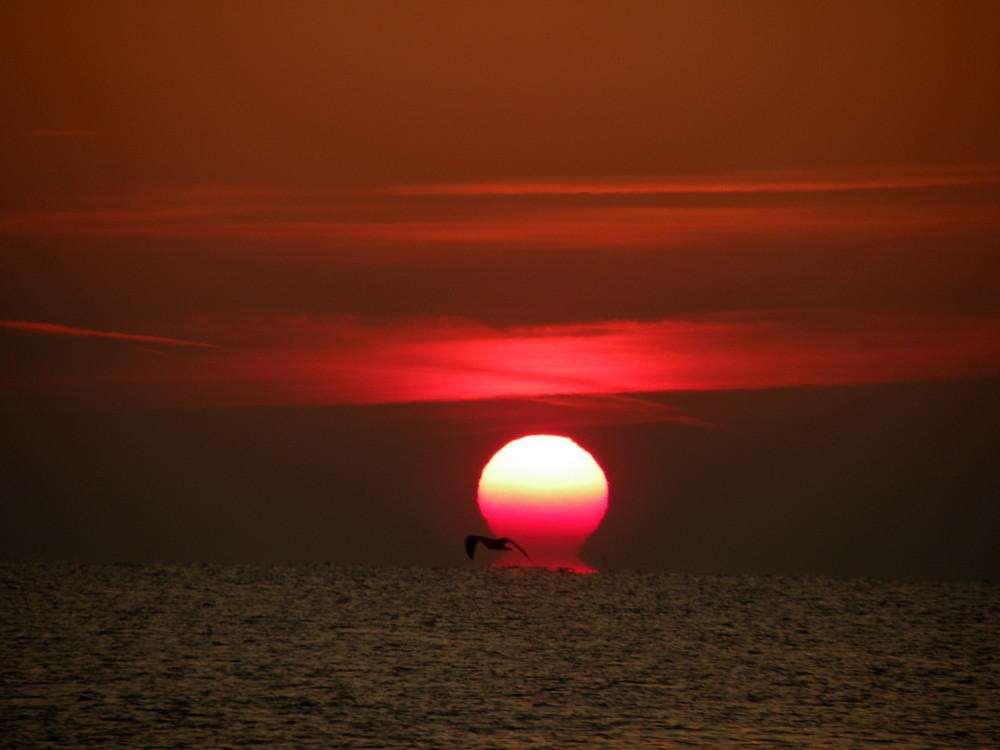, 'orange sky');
2,2,999,576
3,3,999,358
4,2,999,192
